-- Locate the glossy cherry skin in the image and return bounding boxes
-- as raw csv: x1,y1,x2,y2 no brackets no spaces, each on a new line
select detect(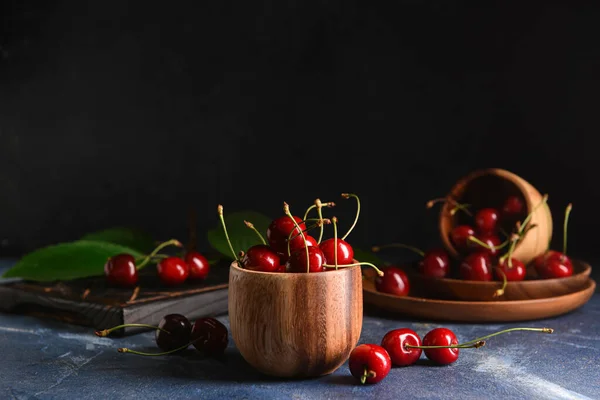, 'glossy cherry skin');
419,248,450,278
156,314,192,352
375,266,410,296
285,246,325,273
468,233,501,256
266,215,307,255
278,234,317,264
380,328,422,367
348,344,392,384
157,256,190,286
450,225,475,253
319,238,354,265
104,253,138,287
191,317,228,357
495,258,526,281
185,251,210,280
460,252,492,281
534,250,573,279
423,328,459,365
240,244,280,272
474,208,499,235
502,195,524,217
